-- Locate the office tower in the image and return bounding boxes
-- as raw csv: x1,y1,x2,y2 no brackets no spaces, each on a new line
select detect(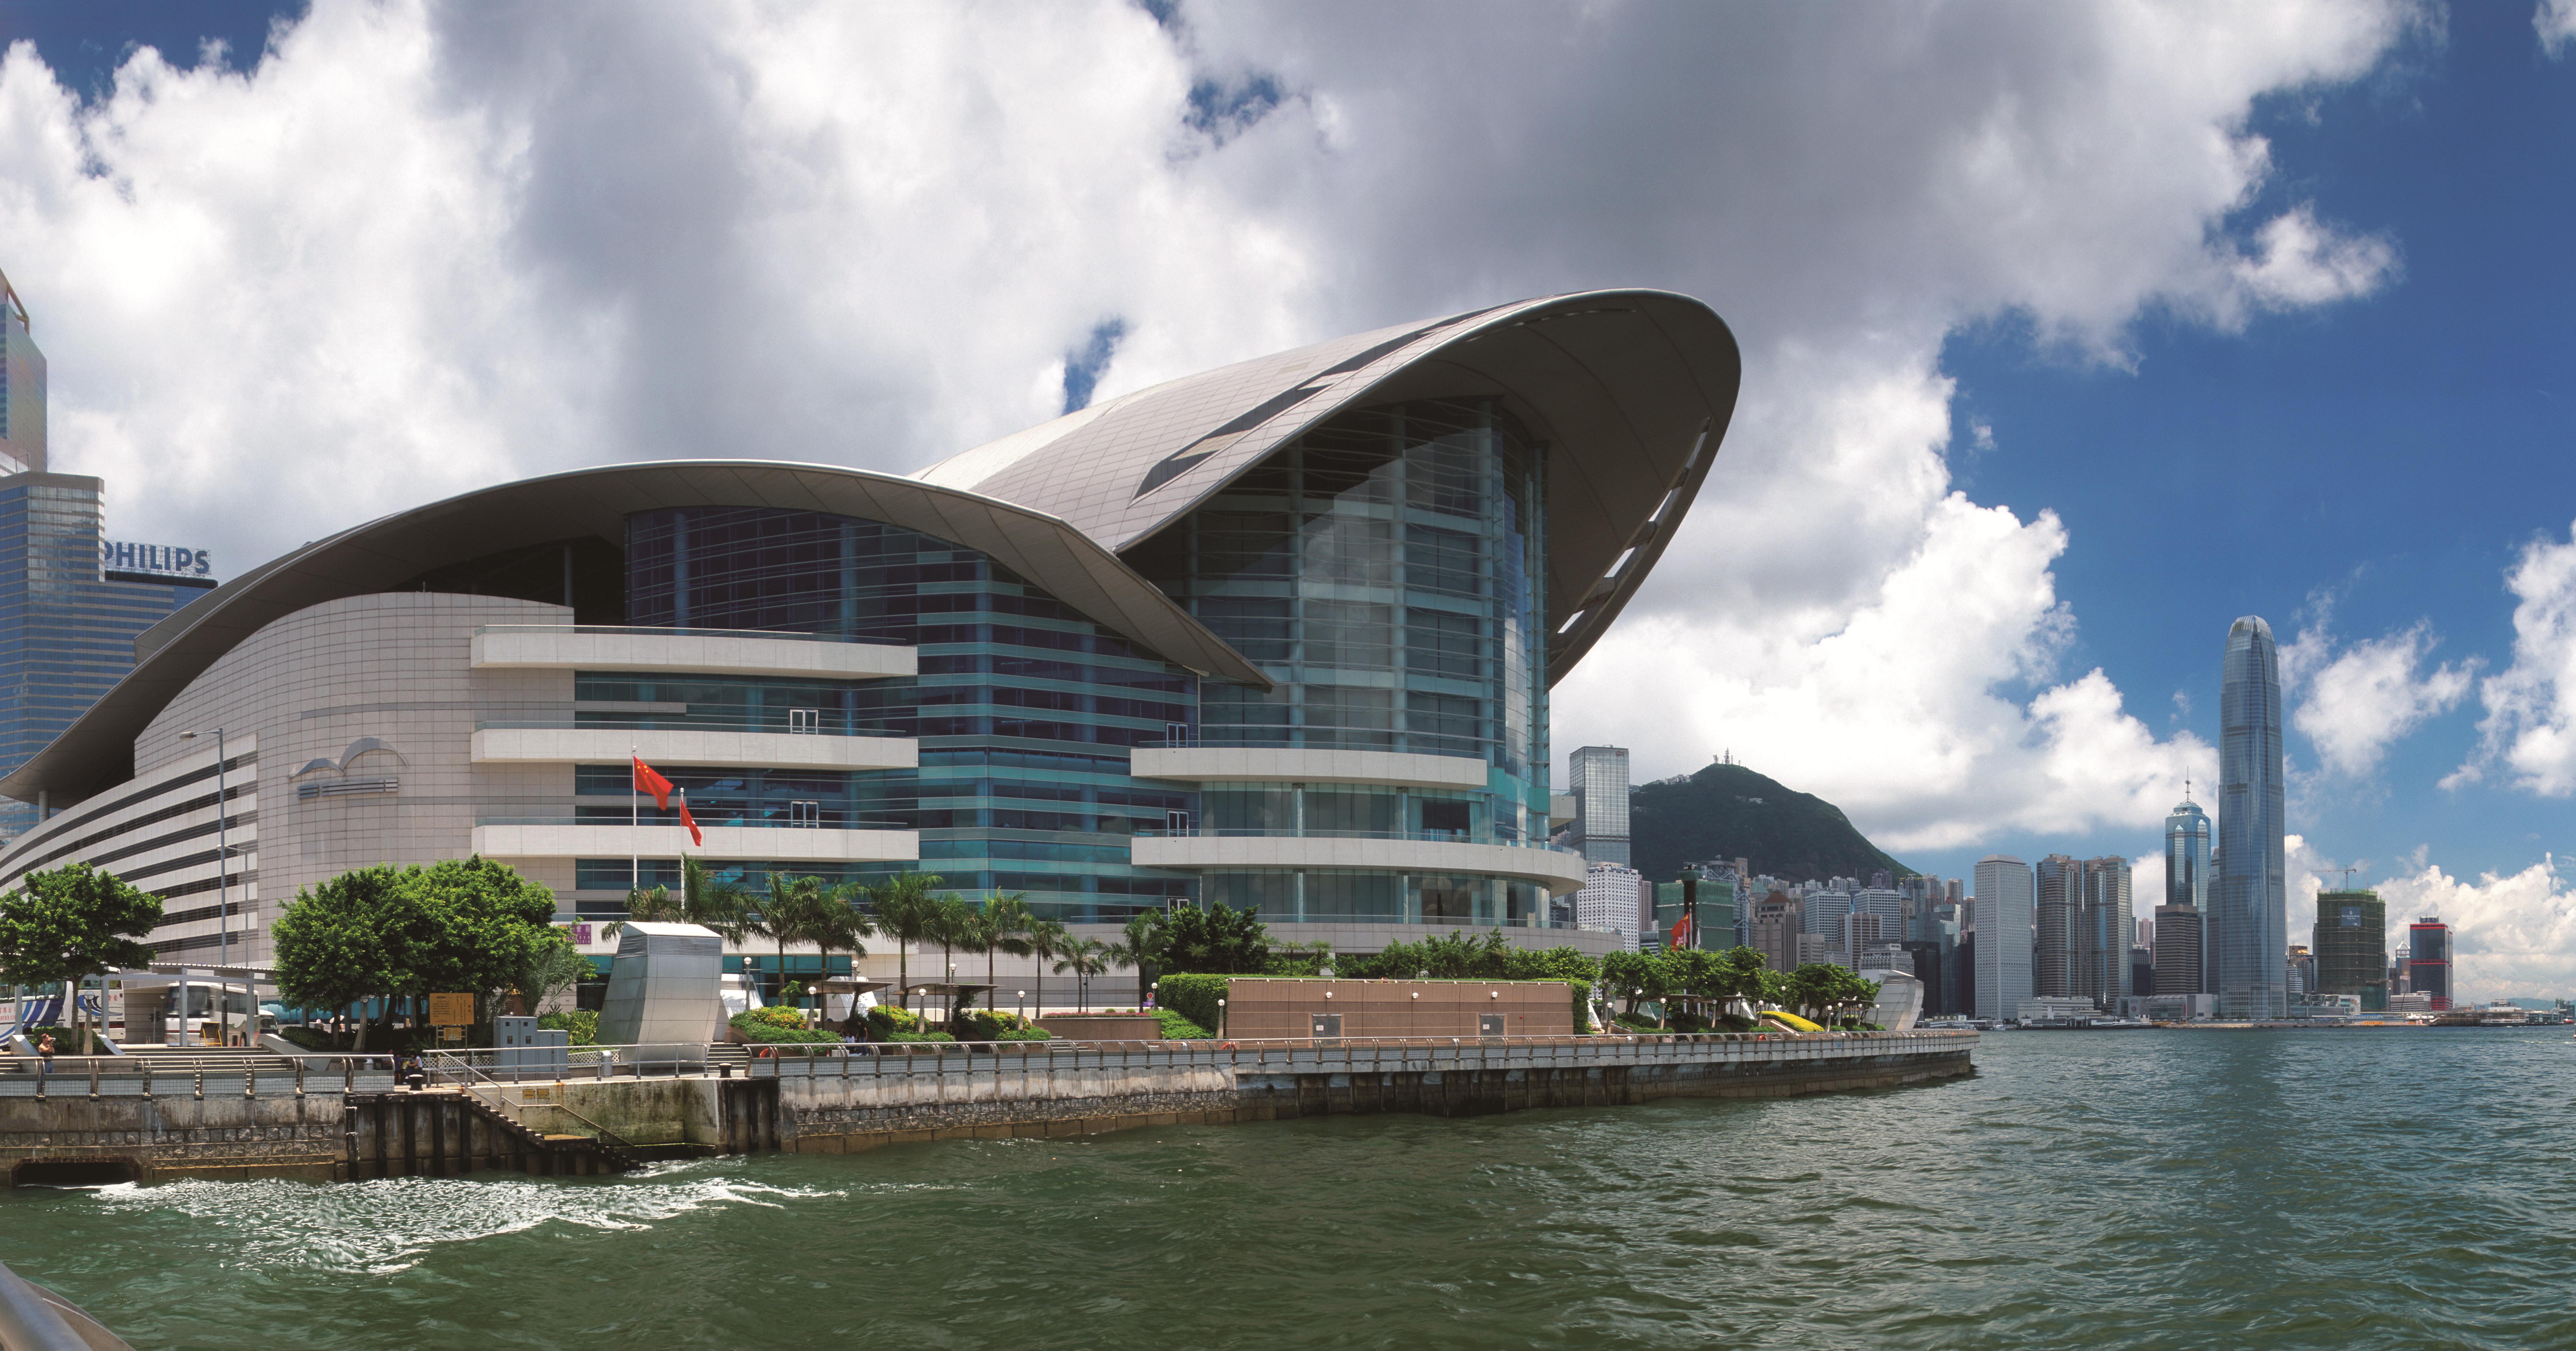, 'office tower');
2034,854,2077,998
2217,617,2288,1020
1567,745,1631,866
2406,917,2452,1011
2081,857,2132,1008
0,276,213,841
2164,792,2211,988
2313,889,2388,1011
1852,886,1904,938
1576,861,1645,941
1803,889,1853,958
1974,854,2034,1021
2153,900,2205,996
1749,890,1802,975
2286,945,2313,996
0,272,42,473
2130,945,2154,997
